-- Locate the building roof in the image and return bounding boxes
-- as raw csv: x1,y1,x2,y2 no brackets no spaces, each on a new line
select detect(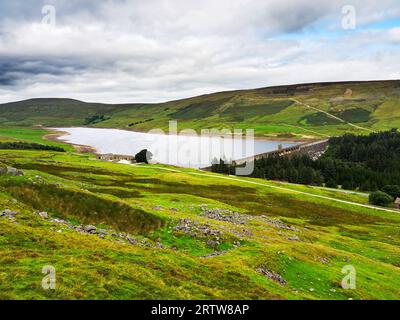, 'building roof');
97,153,134,159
